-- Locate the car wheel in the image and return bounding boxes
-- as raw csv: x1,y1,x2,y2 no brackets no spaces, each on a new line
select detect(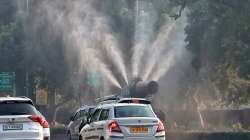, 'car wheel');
67,132,72,140
100,137,105,140
79,136,83,140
